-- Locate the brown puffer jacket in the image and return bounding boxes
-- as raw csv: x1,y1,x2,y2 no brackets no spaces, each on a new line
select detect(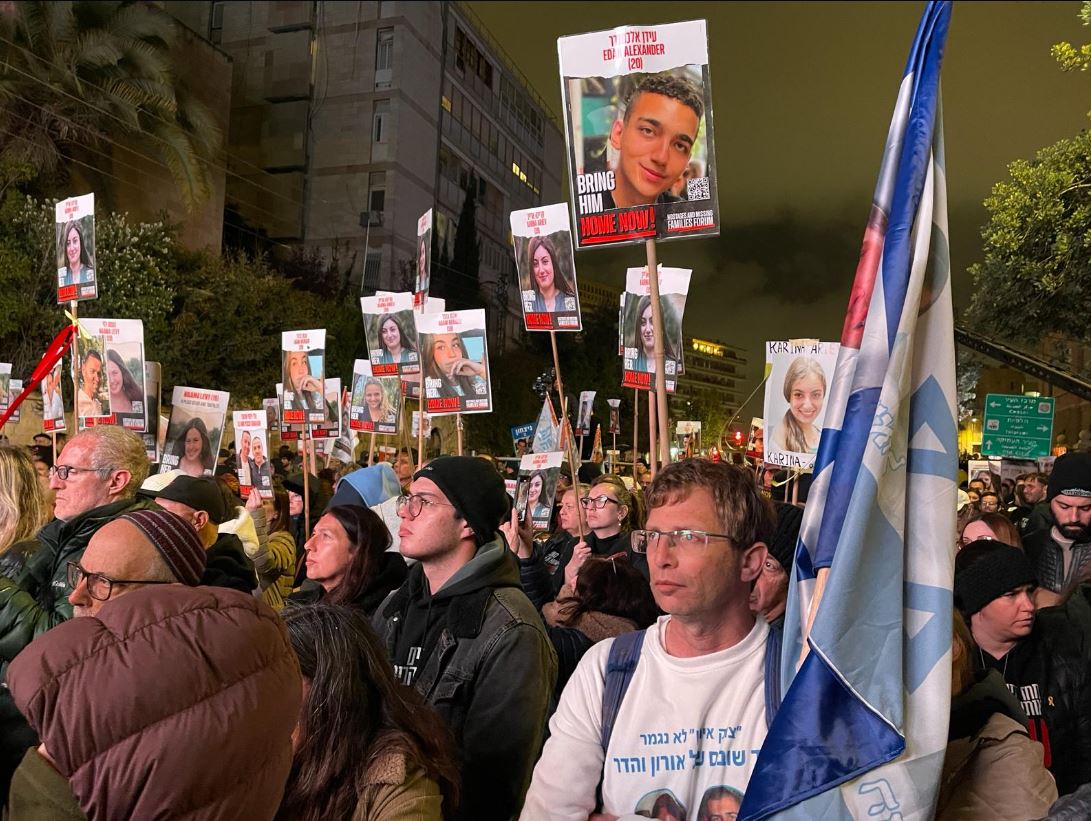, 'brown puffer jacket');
7,584,302,821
